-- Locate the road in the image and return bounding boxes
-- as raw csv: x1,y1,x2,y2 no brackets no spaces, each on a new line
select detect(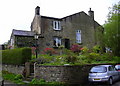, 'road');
112,81,120,86
87,81,120,86
3,80,120,86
